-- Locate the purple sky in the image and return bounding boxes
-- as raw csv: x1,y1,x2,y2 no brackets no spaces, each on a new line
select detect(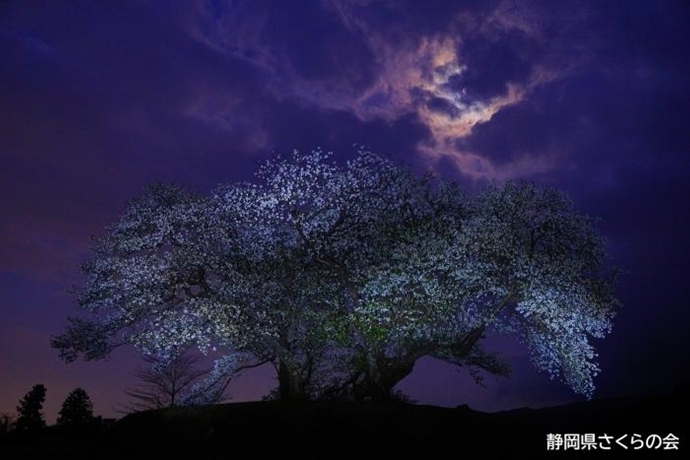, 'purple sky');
1,0,688,423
